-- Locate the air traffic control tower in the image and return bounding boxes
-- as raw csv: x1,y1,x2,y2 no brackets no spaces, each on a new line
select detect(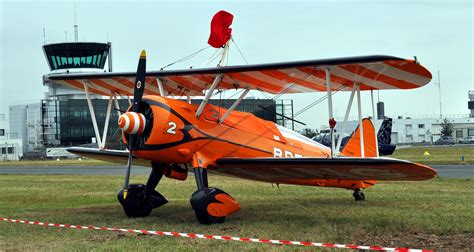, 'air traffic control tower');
42,42,112,96
41,42,124,147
